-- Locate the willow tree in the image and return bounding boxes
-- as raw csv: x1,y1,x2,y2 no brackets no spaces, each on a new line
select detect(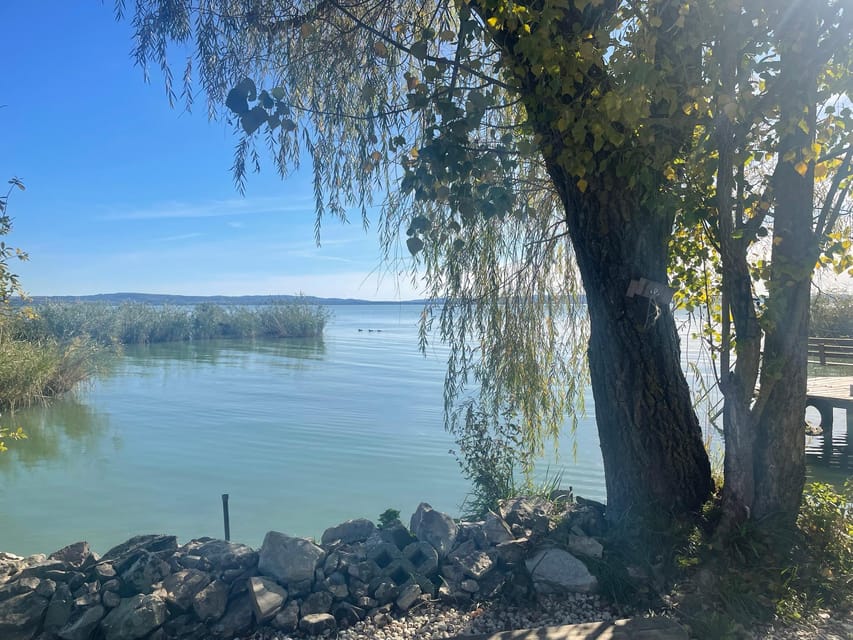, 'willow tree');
120,0,719,522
